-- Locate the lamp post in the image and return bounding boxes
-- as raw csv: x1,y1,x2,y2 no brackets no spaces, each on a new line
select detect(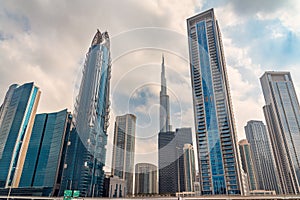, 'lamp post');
7,186,12,200
7,166,18,200
176,146,181,194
